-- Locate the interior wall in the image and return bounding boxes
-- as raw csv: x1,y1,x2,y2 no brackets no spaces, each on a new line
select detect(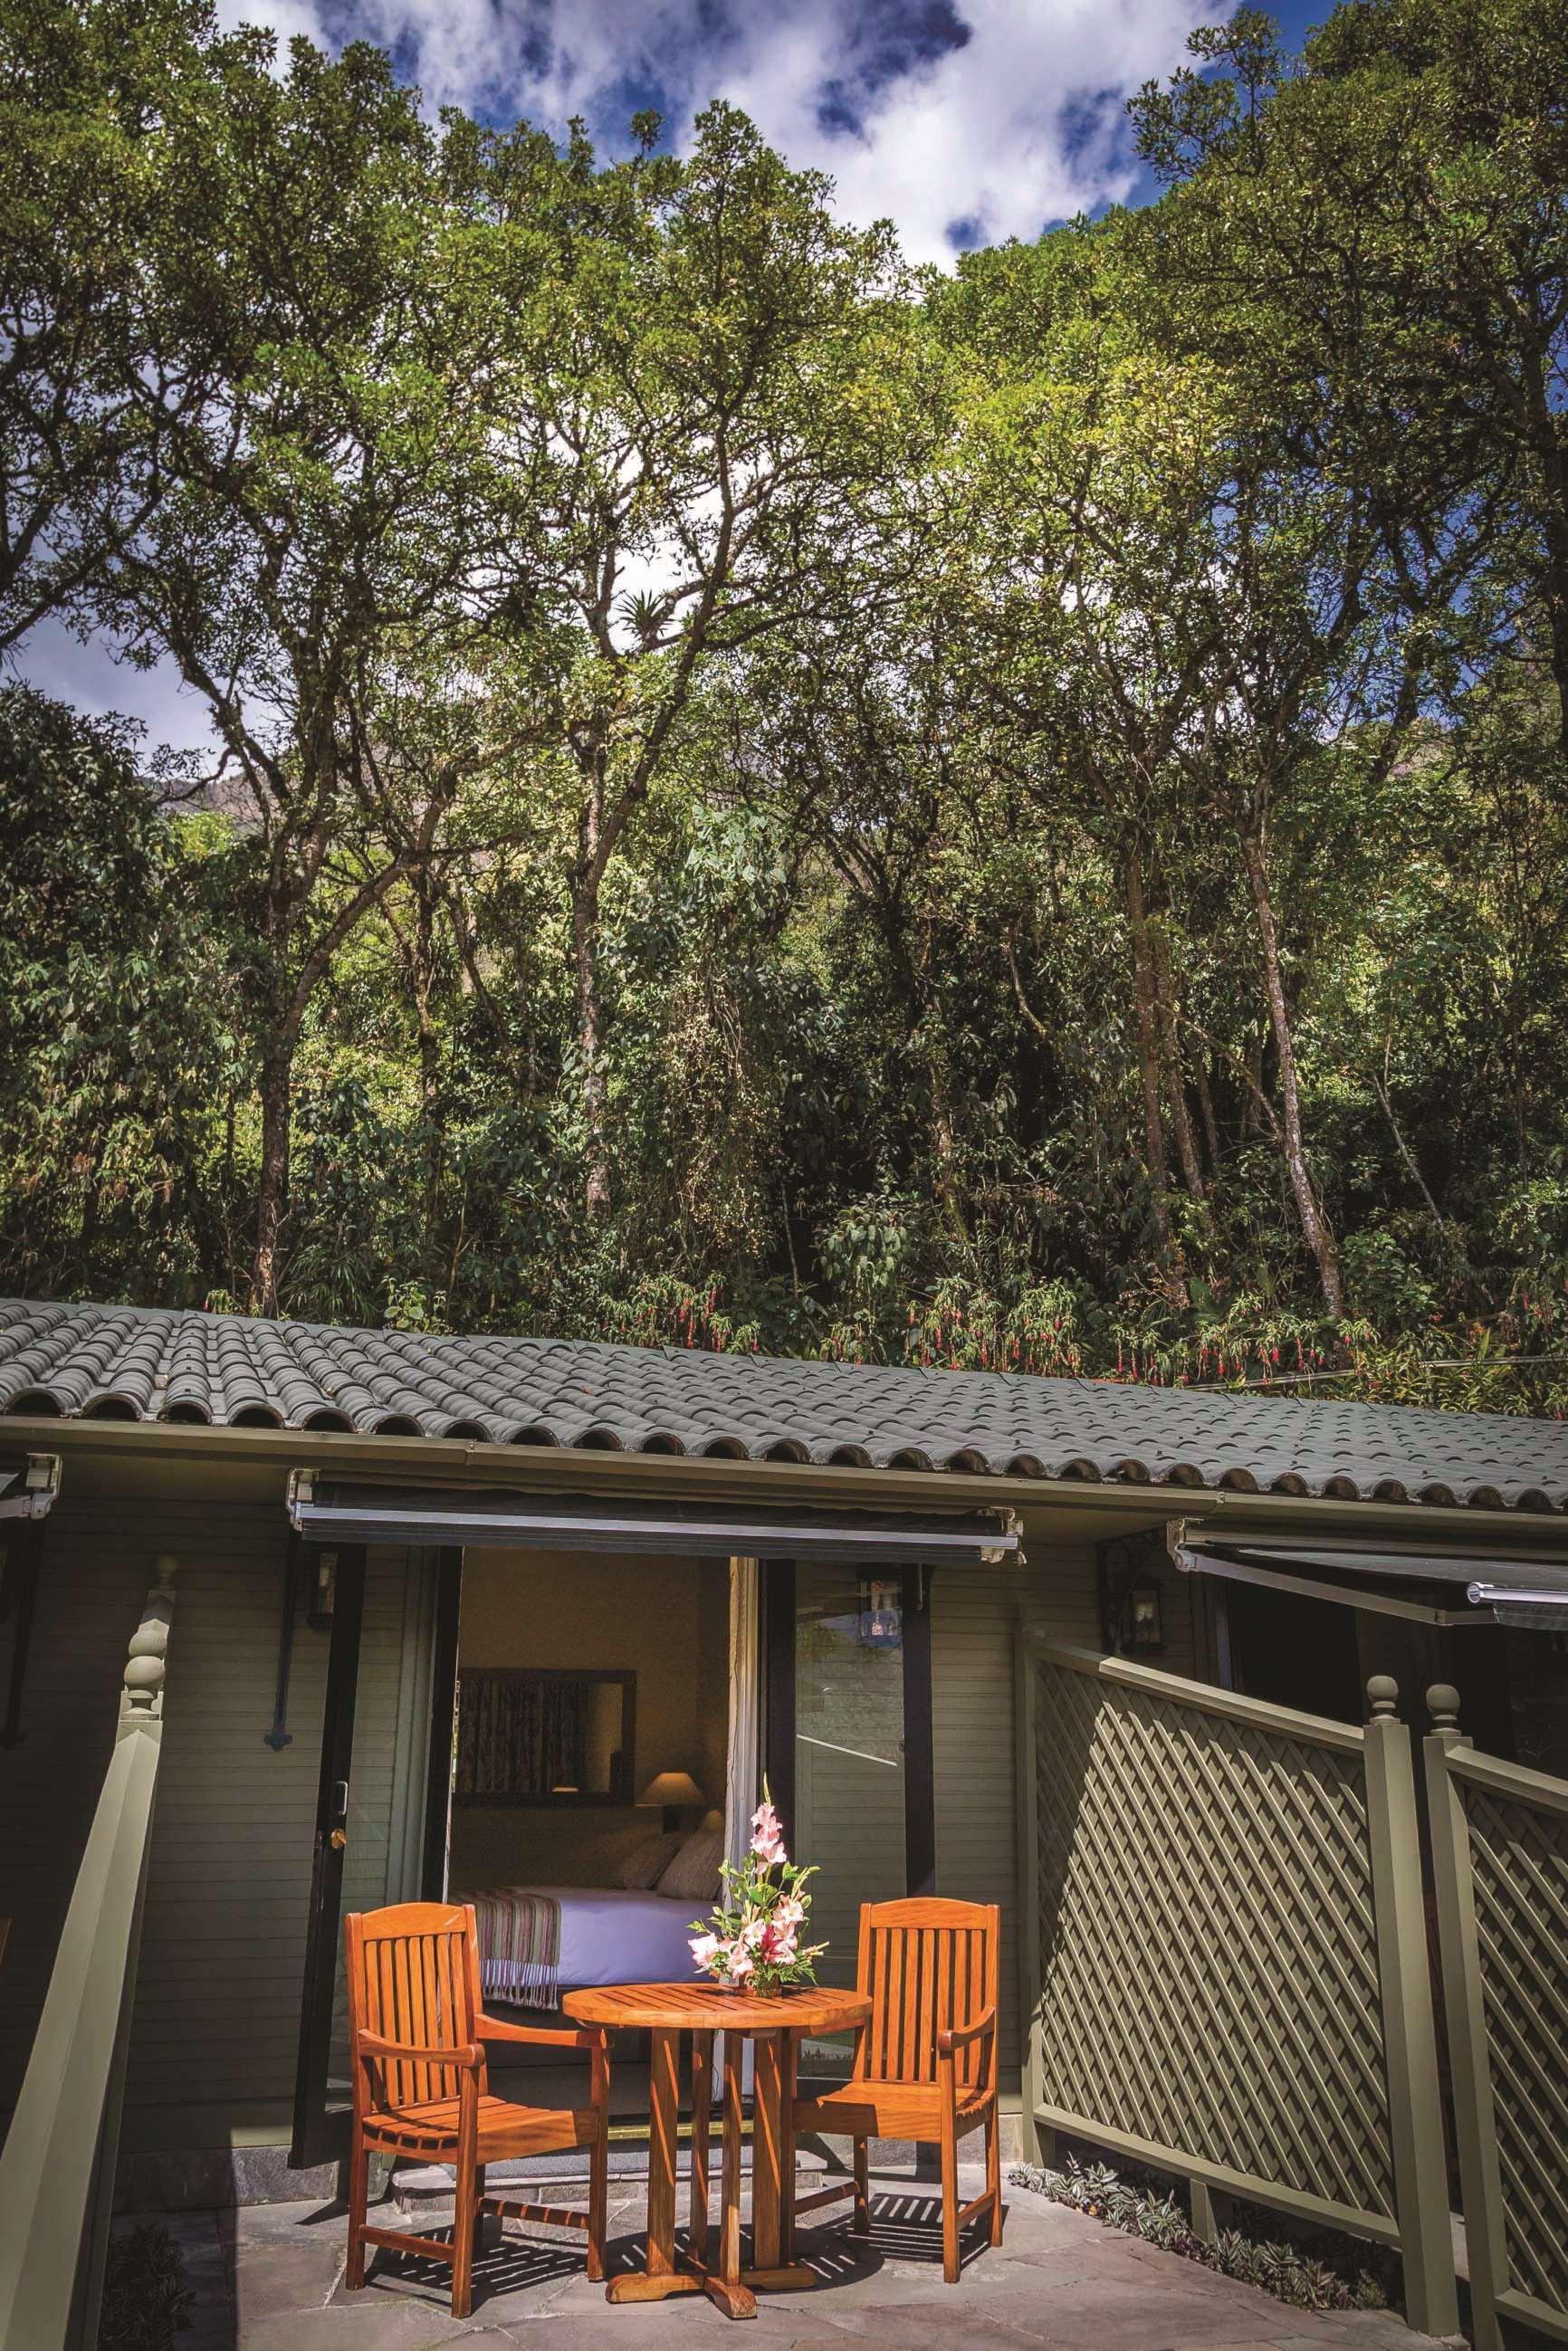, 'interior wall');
449,1548,728,1891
